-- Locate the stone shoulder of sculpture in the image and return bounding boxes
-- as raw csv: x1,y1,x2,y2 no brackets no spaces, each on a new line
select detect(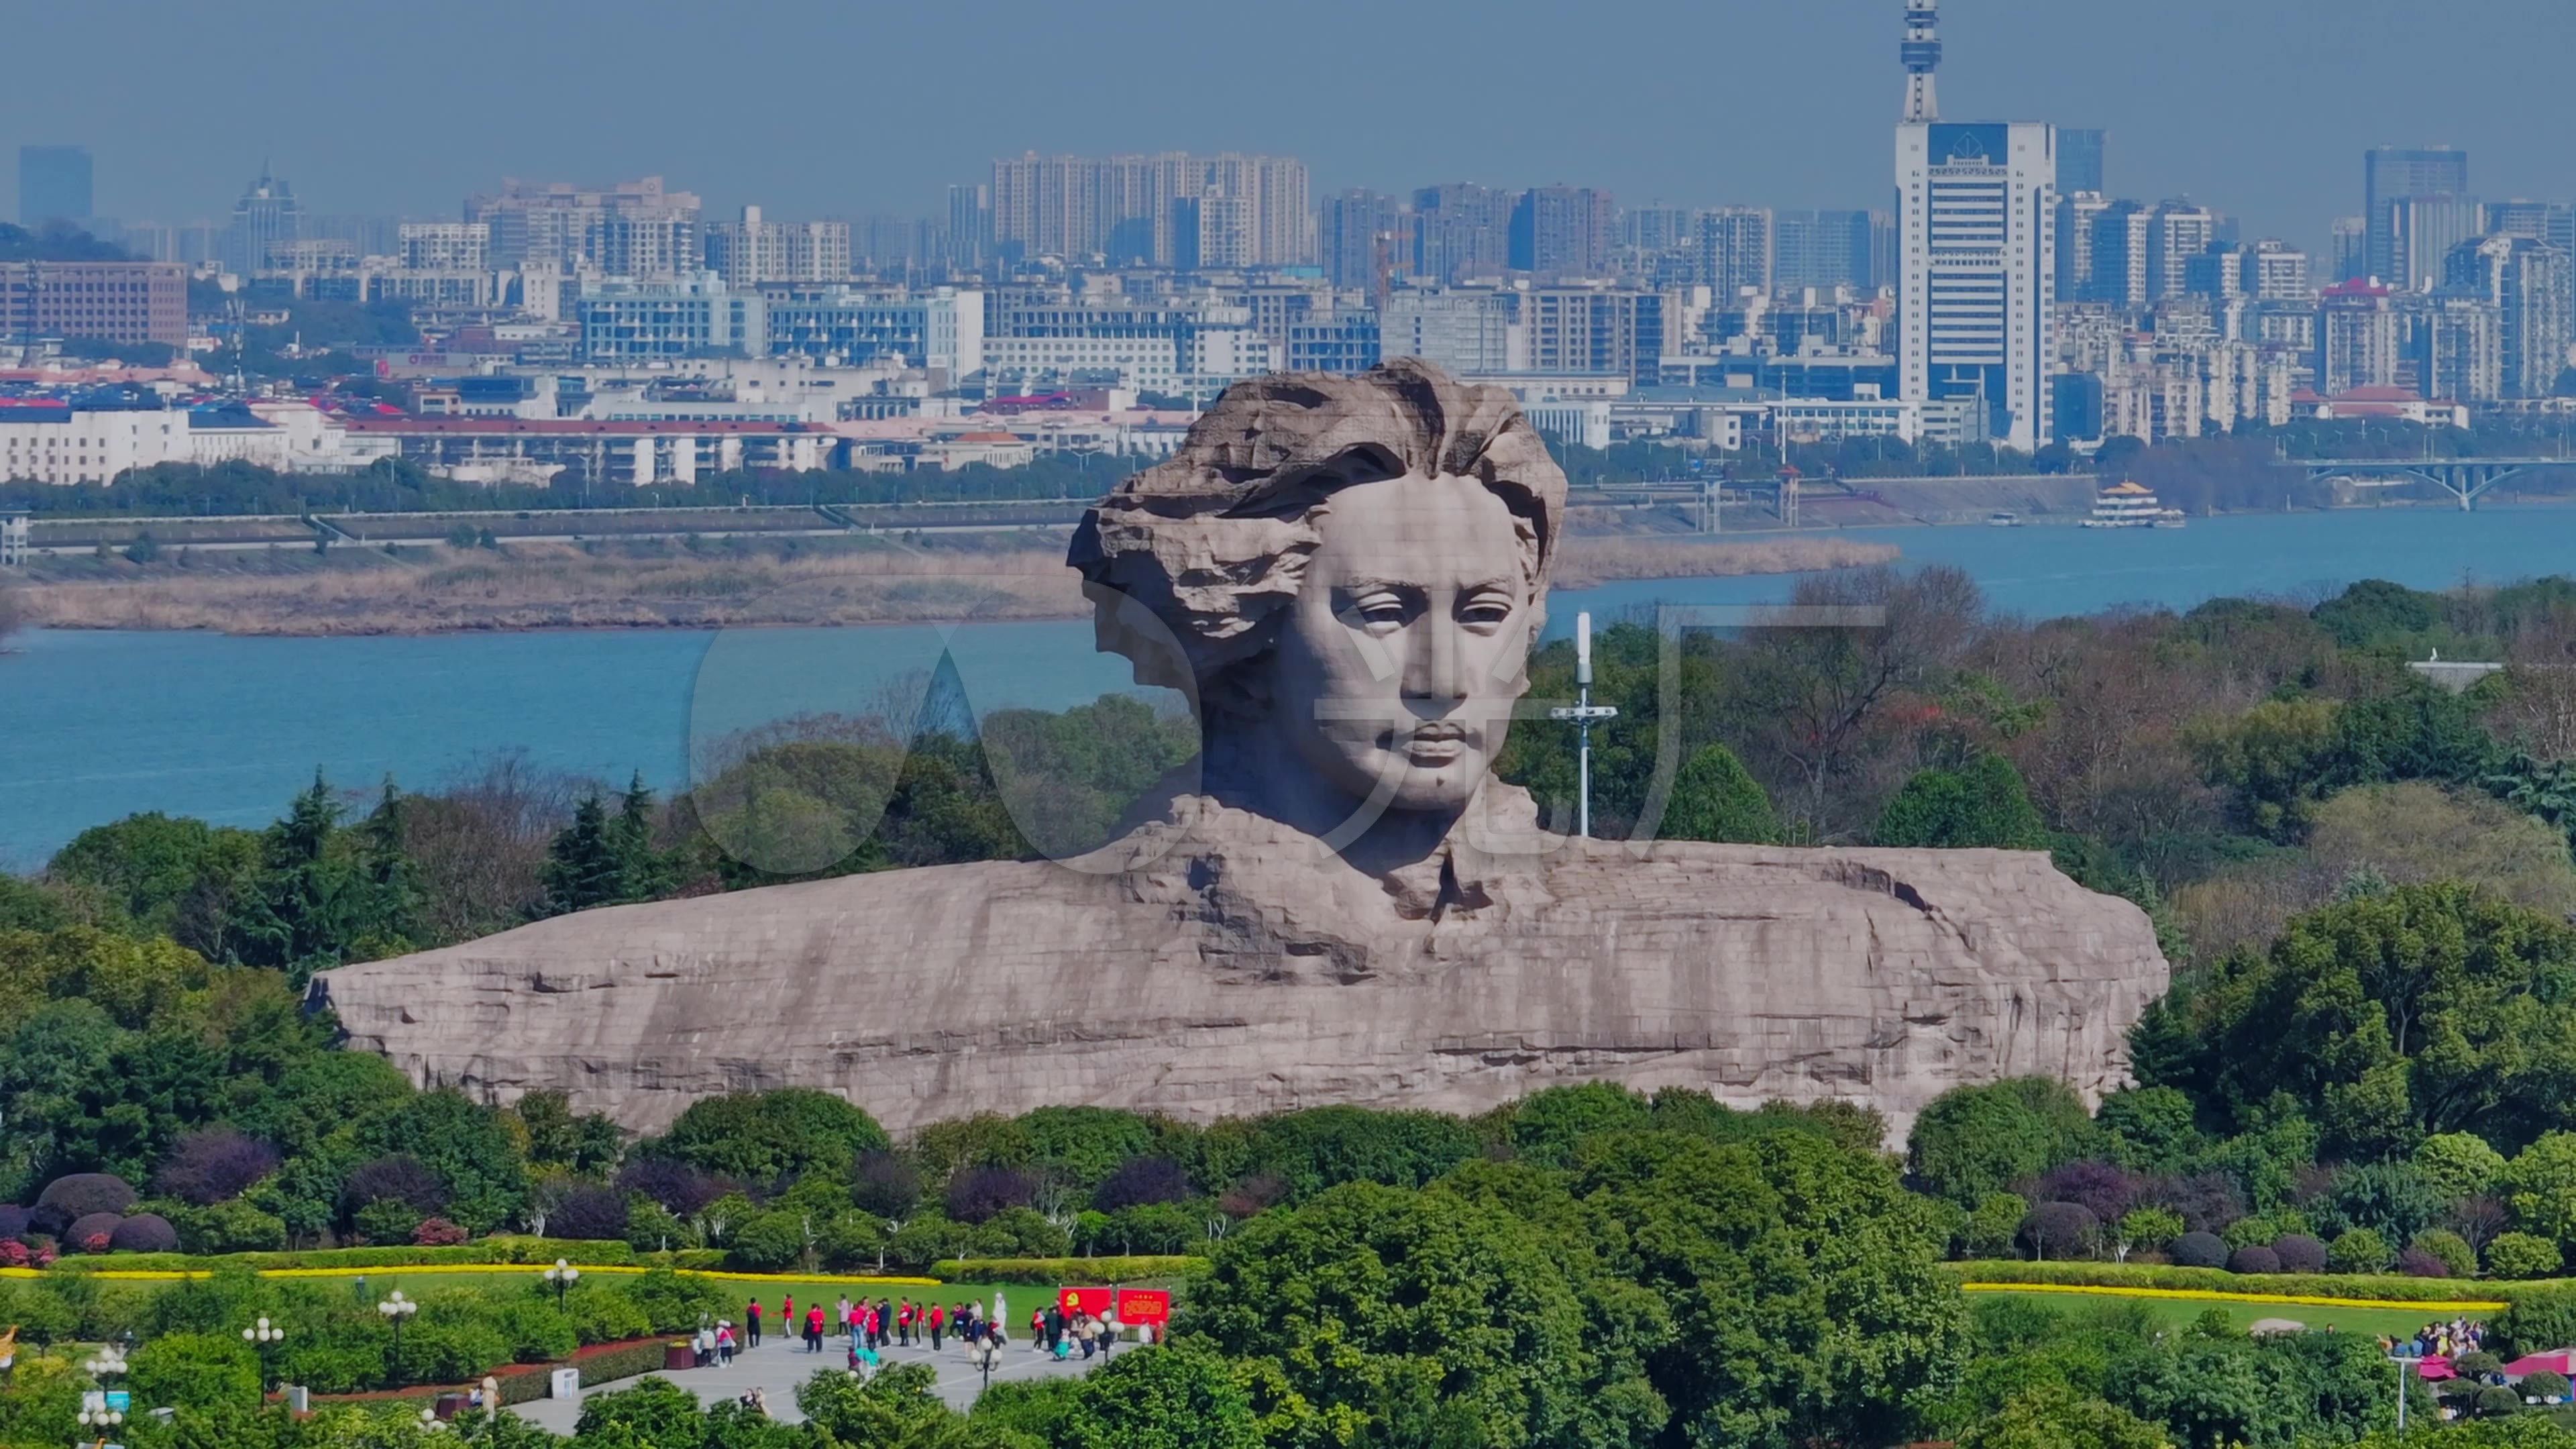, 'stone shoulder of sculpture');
309,359,2171,1140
